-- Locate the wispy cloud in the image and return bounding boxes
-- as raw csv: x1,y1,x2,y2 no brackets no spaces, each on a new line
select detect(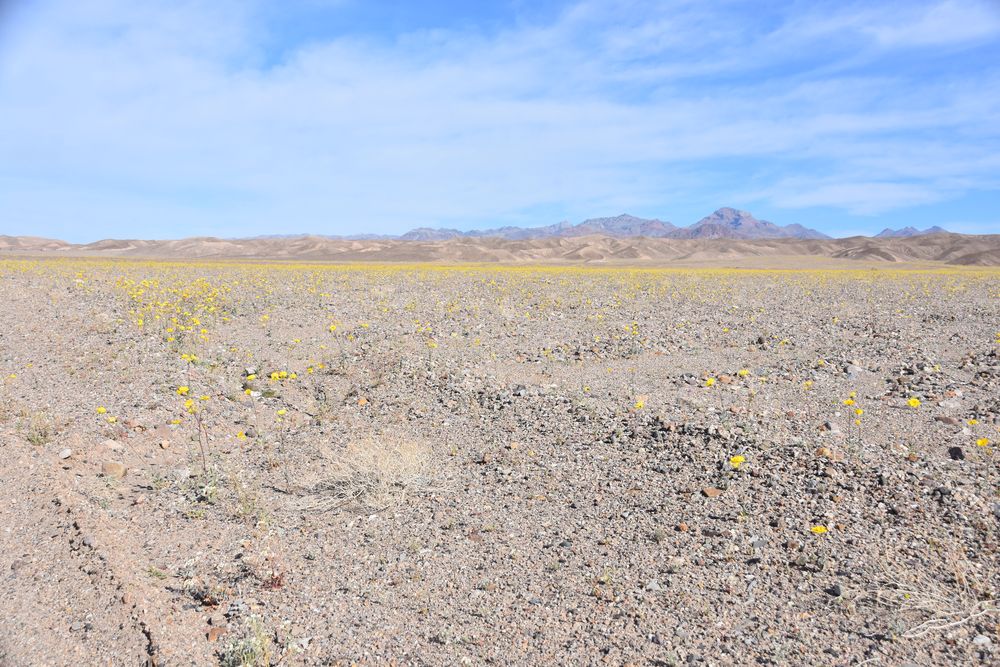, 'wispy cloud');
1,0,998,240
